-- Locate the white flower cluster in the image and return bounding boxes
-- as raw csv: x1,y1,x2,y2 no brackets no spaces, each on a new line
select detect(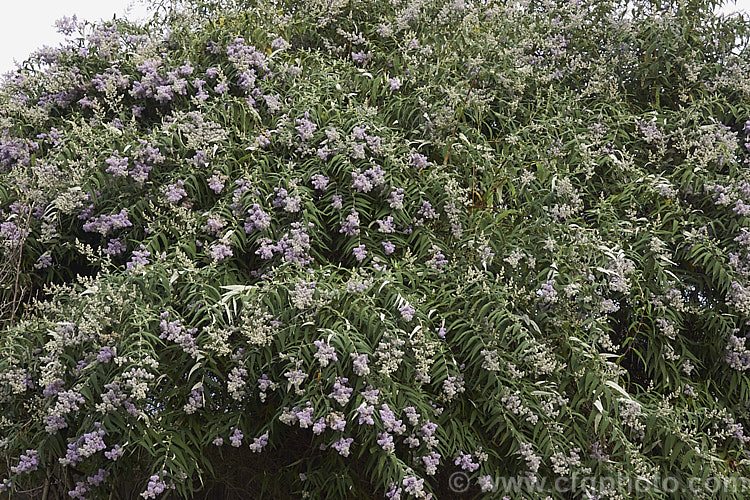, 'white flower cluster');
240,307,278,347
619,399,645,439
375,332,406,377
